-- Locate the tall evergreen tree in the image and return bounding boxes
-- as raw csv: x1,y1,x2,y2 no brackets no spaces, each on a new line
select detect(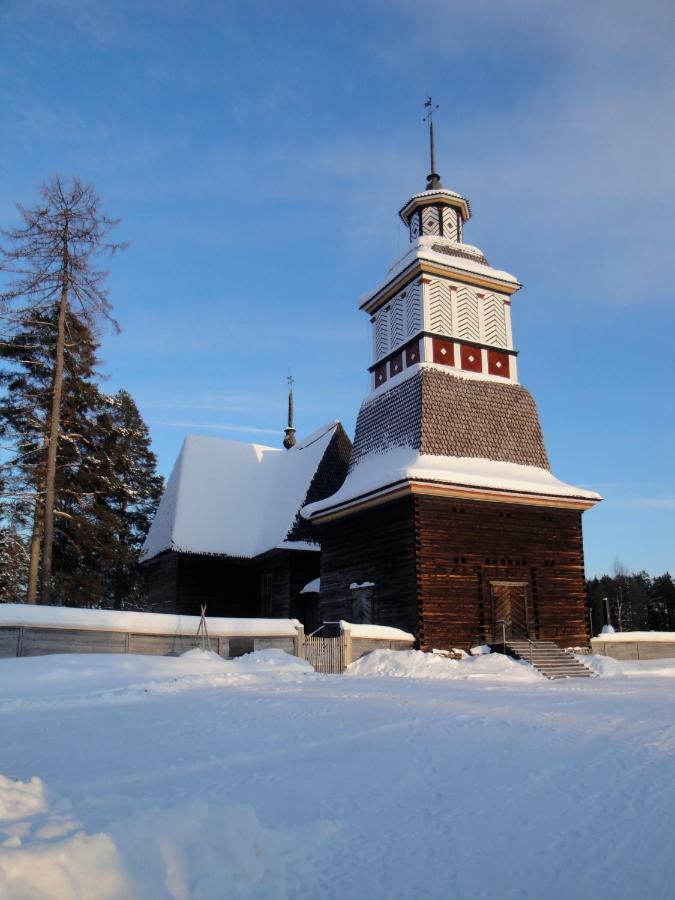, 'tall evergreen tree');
91,389,163,608
0,176,125,603
0,306,107,603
